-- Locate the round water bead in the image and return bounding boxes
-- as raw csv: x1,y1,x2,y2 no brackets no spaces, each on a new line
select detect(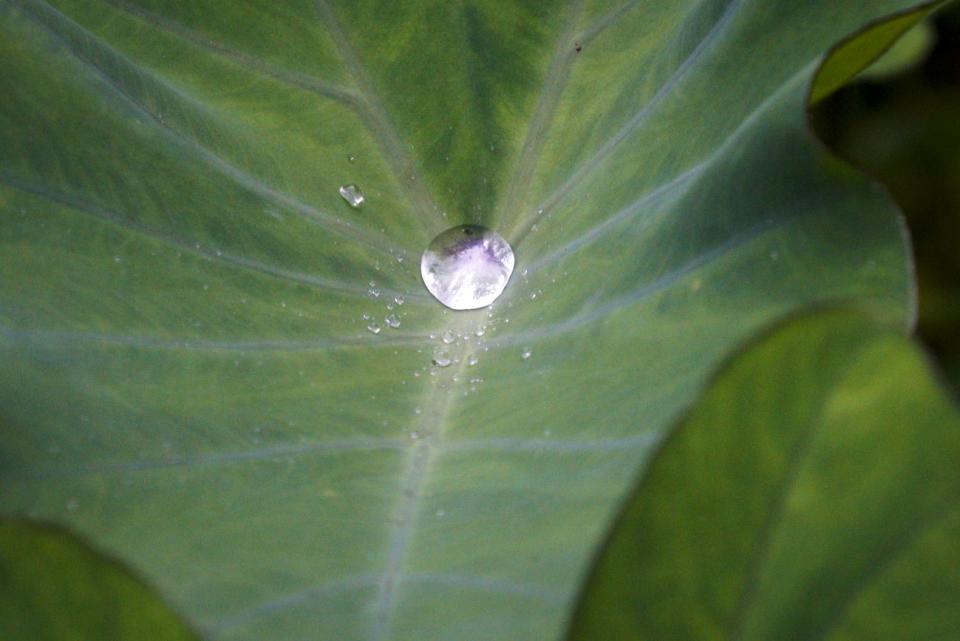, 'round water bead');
420,225,515,310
